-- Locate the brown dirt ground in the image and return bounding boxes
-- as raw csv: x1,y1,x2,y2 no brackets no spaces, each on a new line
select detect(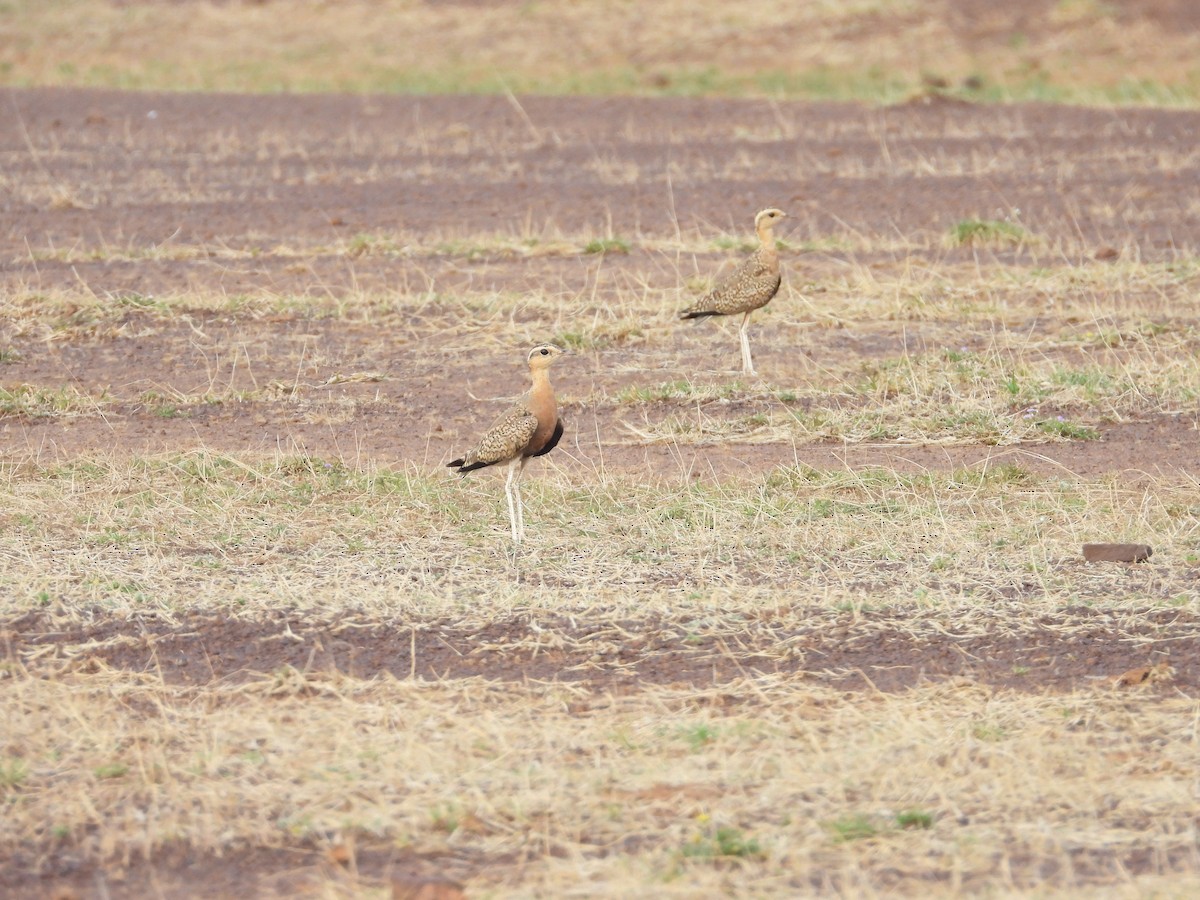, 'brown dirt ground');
2,839,480,900
4,607,1195,695
2,86,1200,896
3,88,1199,479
